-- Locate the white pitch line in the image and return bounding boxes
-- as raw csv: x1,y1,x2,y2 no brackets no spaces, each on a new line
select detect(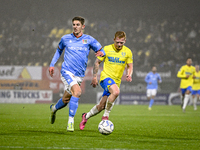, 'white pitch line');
0,146,141,150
